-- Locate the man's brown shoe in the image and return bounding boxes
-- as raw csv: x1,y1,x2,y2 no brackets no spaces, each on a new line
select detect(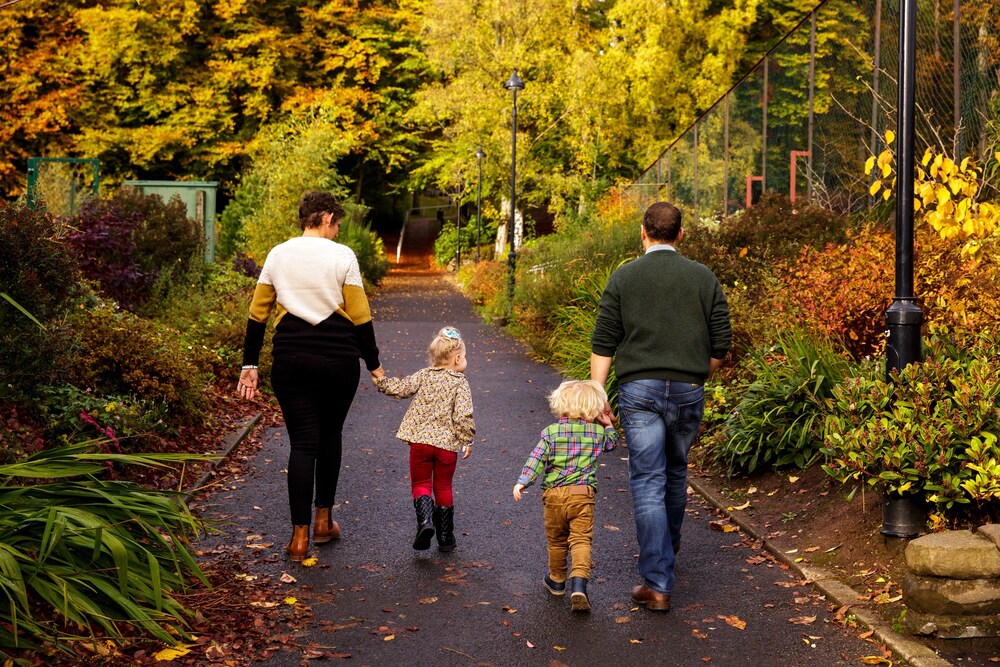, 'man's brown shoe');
631,584,671,612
